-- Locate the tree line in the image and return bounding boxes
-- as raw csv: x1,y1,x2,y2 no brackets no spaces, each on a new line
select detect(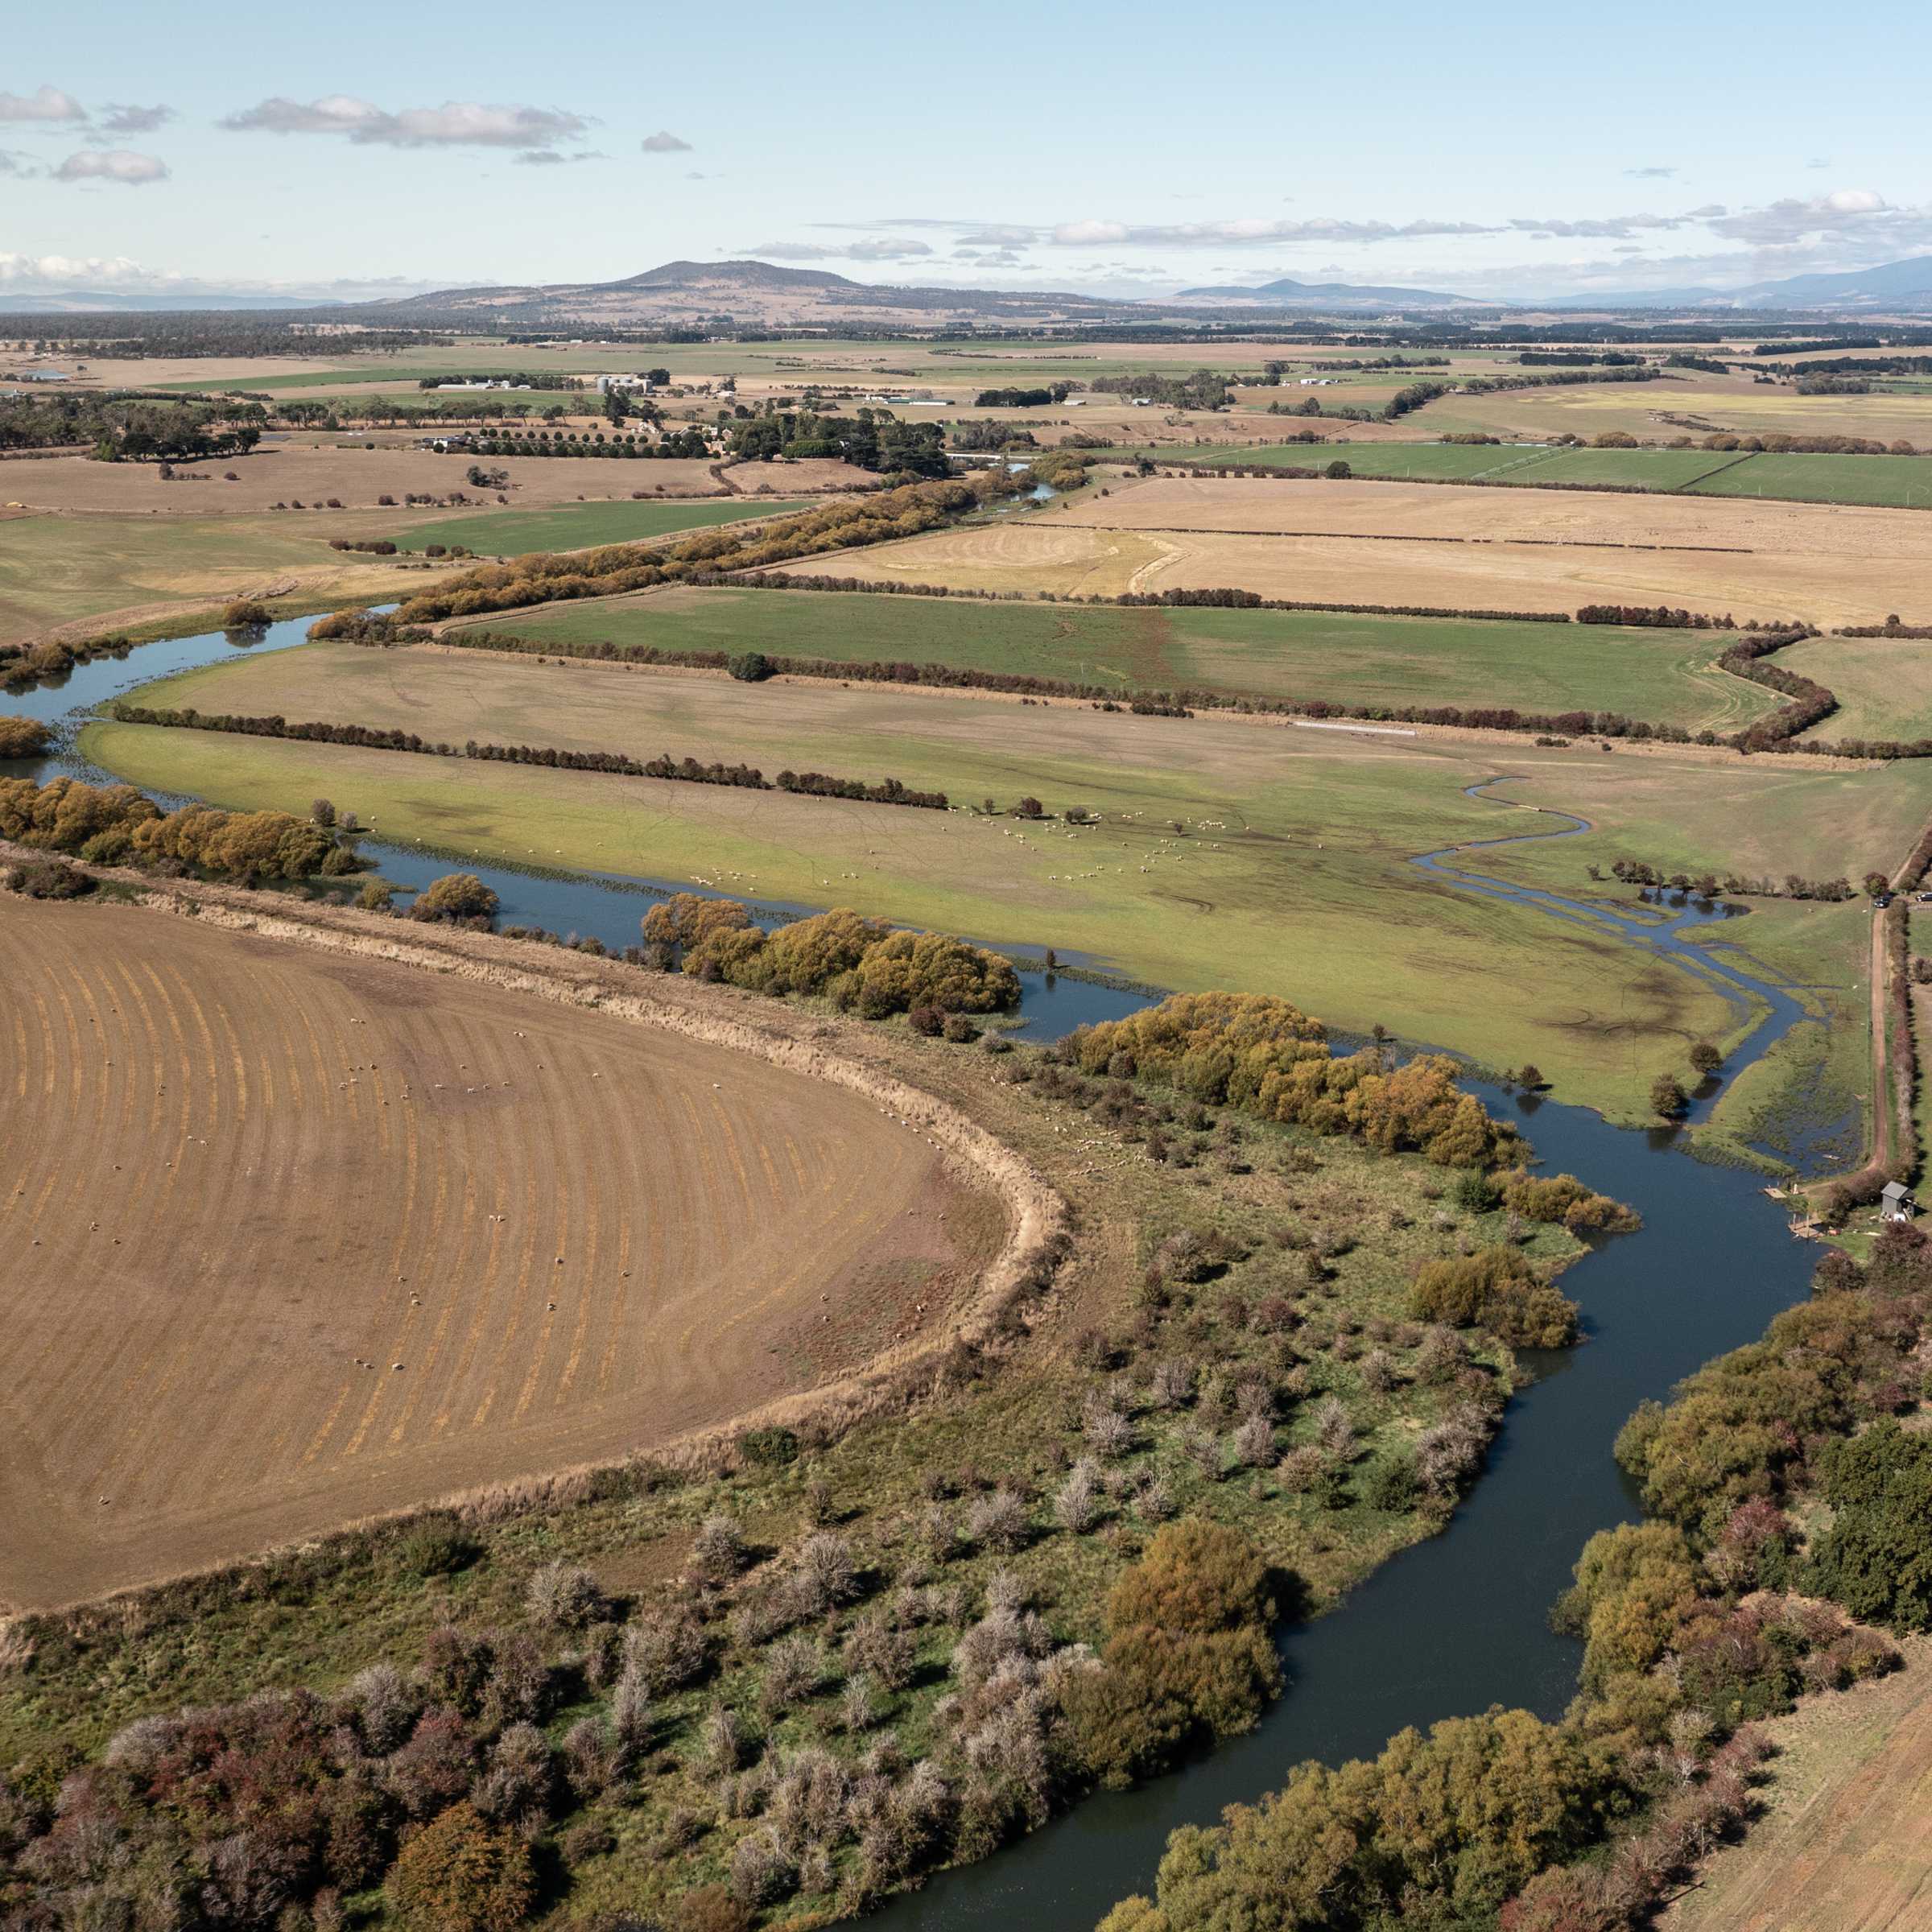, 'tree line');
106,703,951,810
376,473,1018,625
